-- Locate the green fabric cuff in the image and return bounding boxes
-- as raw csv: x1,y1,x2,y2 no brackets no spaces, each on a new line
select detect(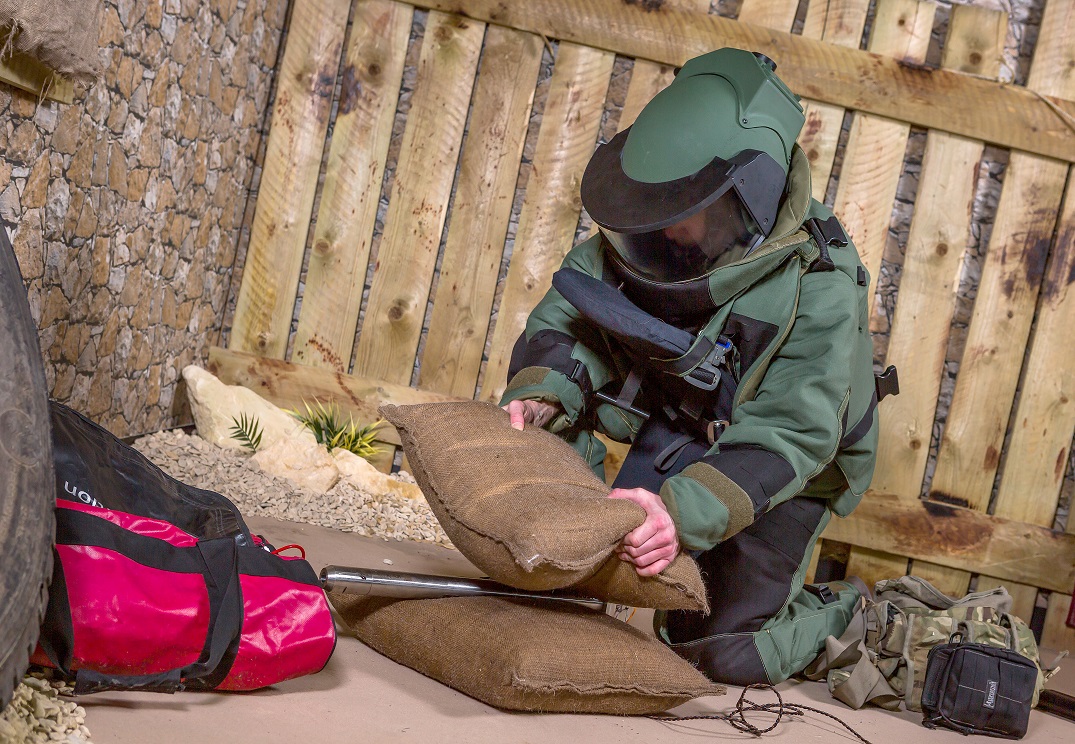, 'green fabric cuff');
499,367,585,432
660,463,756,551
